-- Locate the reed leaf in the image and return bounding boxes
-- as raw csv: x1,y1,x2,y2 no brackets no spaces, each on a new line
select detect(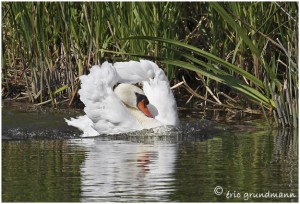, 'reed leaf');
126,36,264,88
210,2,261,57
54,85,68,95
161,59,274,108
